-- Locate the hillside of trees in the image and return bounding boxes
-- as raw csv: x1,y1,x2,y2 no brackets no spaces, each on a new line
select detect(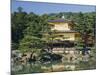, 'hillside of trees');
11,7,96,52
